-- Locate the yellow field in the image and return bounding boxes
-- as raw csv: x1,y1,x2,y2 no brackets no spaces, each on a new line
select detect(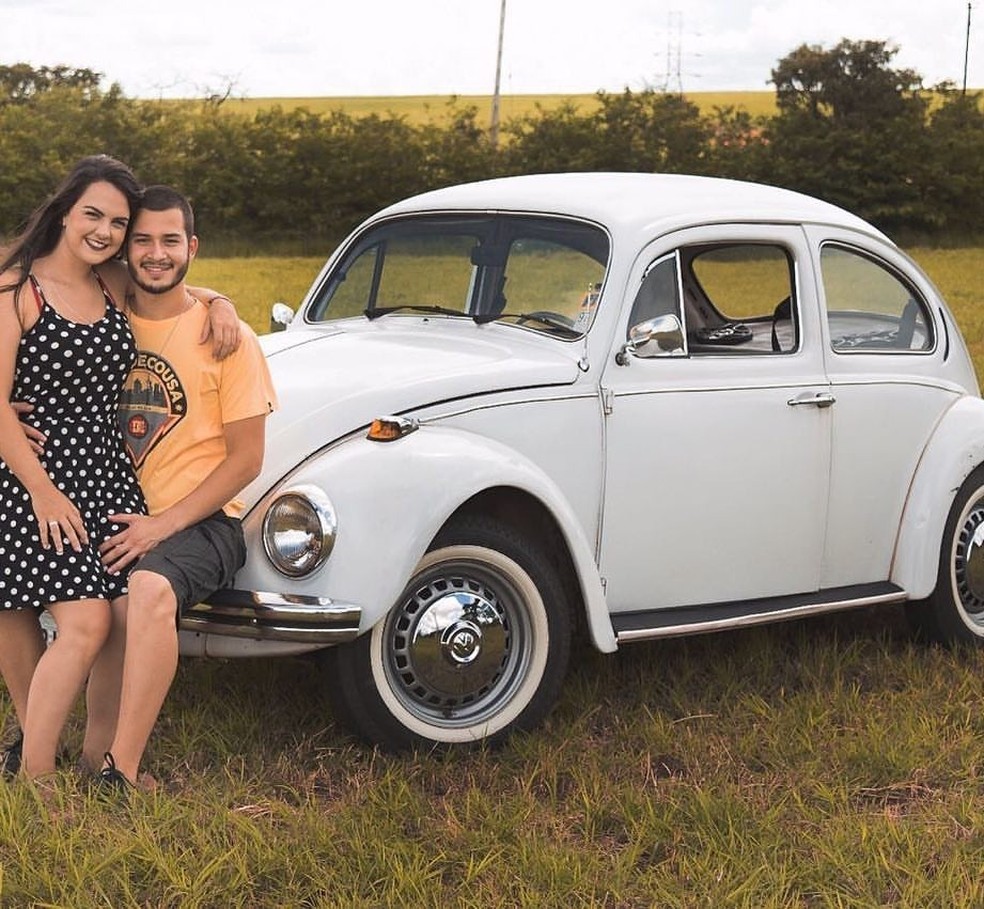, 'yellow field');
211,87,984,125
217,91,779,124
